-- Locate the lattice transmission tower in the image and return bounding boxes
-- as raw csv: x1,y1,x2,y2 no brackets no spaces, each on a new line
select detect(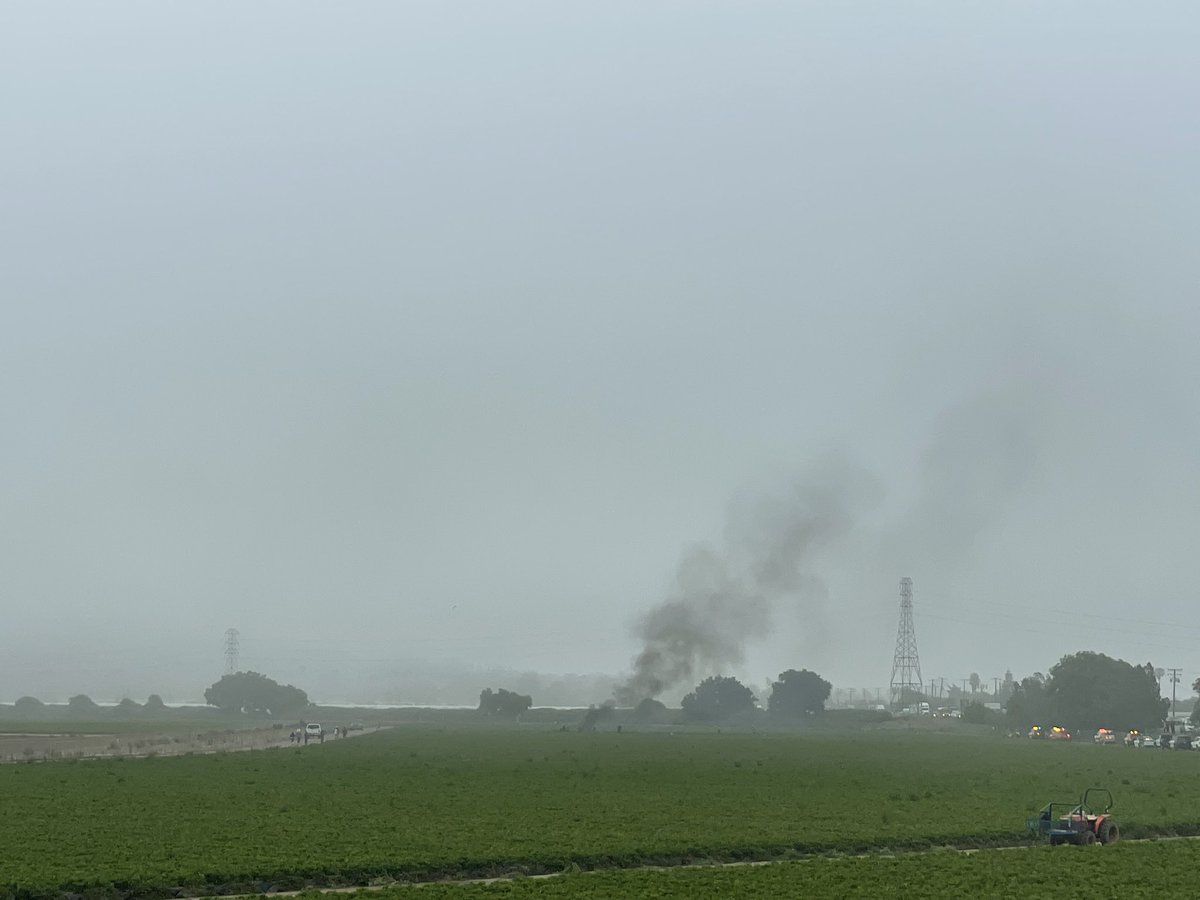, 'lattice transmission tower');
224,628,240,675
889,577,923,709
